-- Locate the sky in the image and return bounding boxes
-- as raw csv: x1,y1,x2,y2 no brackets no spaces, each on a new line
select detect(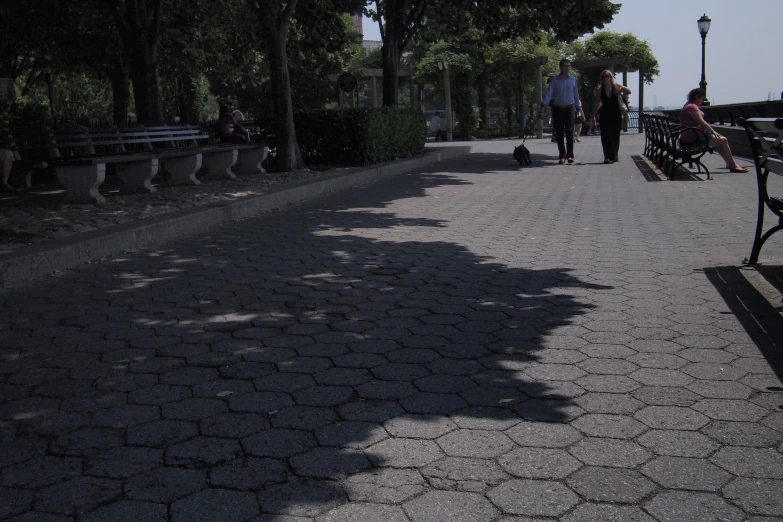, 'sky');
361,0,783,108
